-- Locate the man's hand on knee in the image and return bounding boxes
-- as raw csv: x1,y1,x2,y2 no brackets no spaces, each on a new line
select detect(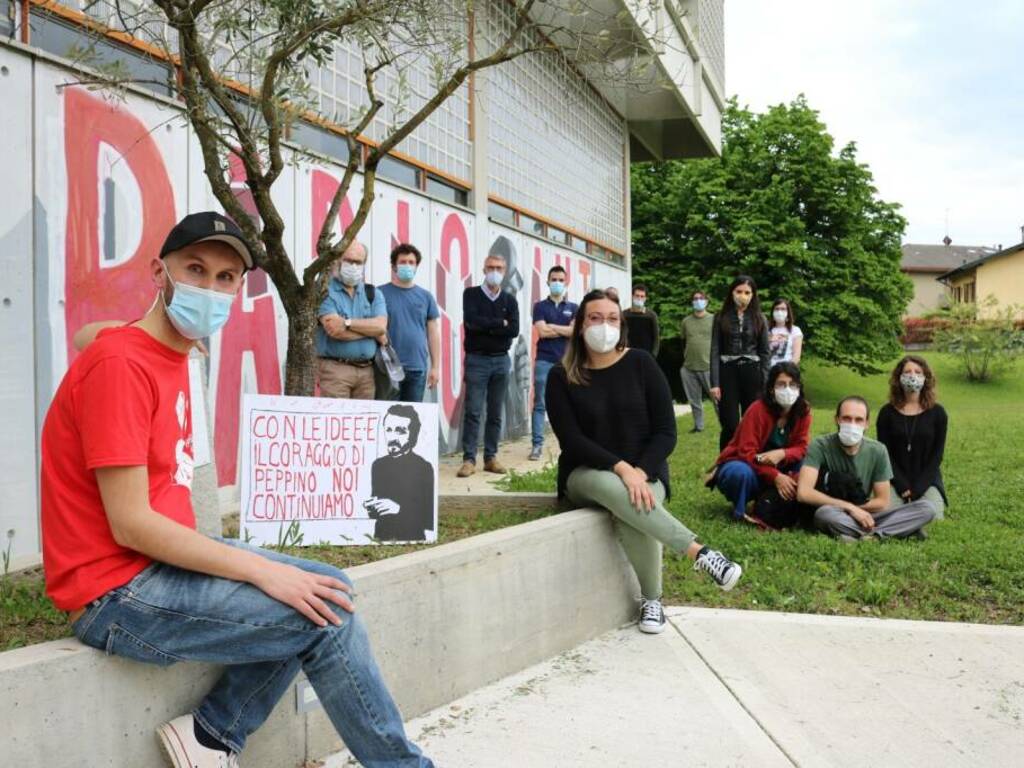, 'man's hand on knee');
252,560,354,627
